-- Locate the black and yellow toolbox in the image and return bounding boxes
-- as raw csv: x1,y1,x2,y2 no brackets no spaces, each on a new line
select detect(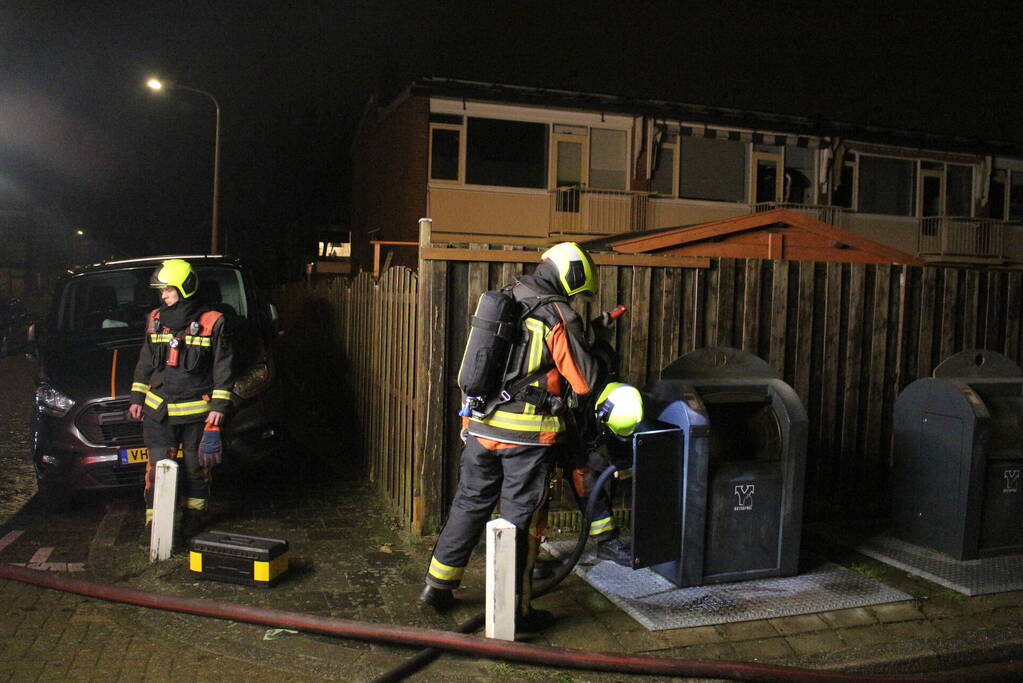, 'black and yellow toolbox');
188,531,290,587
